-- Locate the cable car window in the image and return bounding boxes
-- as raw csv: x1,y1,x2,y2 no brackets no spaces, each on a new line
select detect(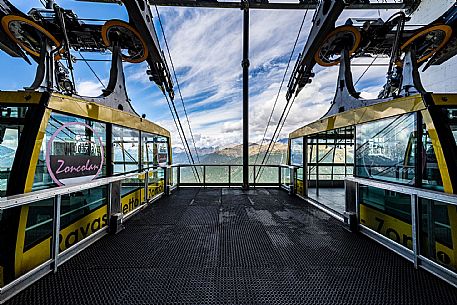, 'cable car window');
142,133,169,169
446,108,457,144
290,138,303,166
355,113,416,185
112,126,140,174
422,127,443,192
156,136,169,166
0,106,28,197
33,113,107,191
